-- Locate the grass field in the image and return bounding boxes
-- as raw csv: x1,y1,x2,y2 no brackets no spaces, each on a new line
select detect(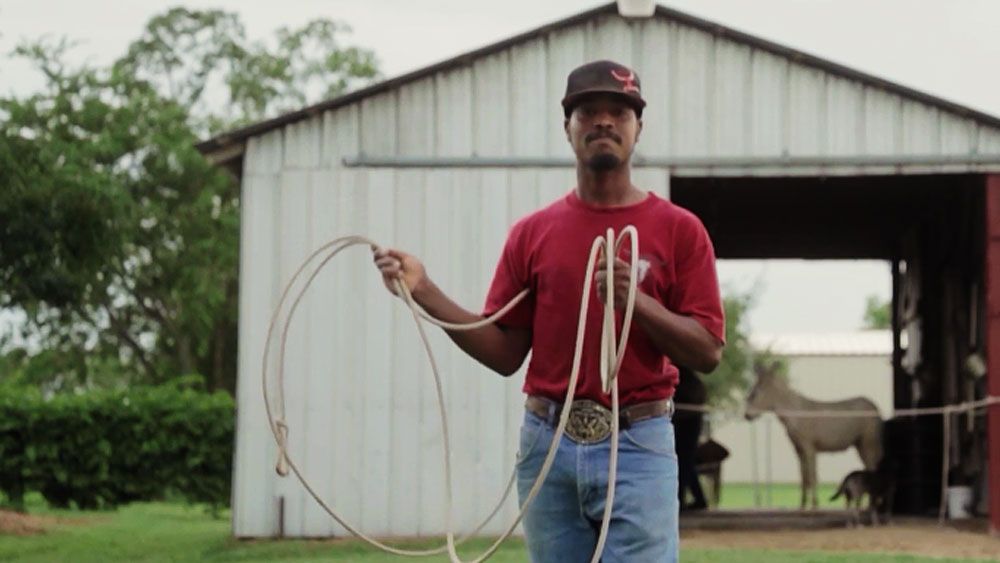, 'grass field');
714,481,842,510
1,490,995,562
